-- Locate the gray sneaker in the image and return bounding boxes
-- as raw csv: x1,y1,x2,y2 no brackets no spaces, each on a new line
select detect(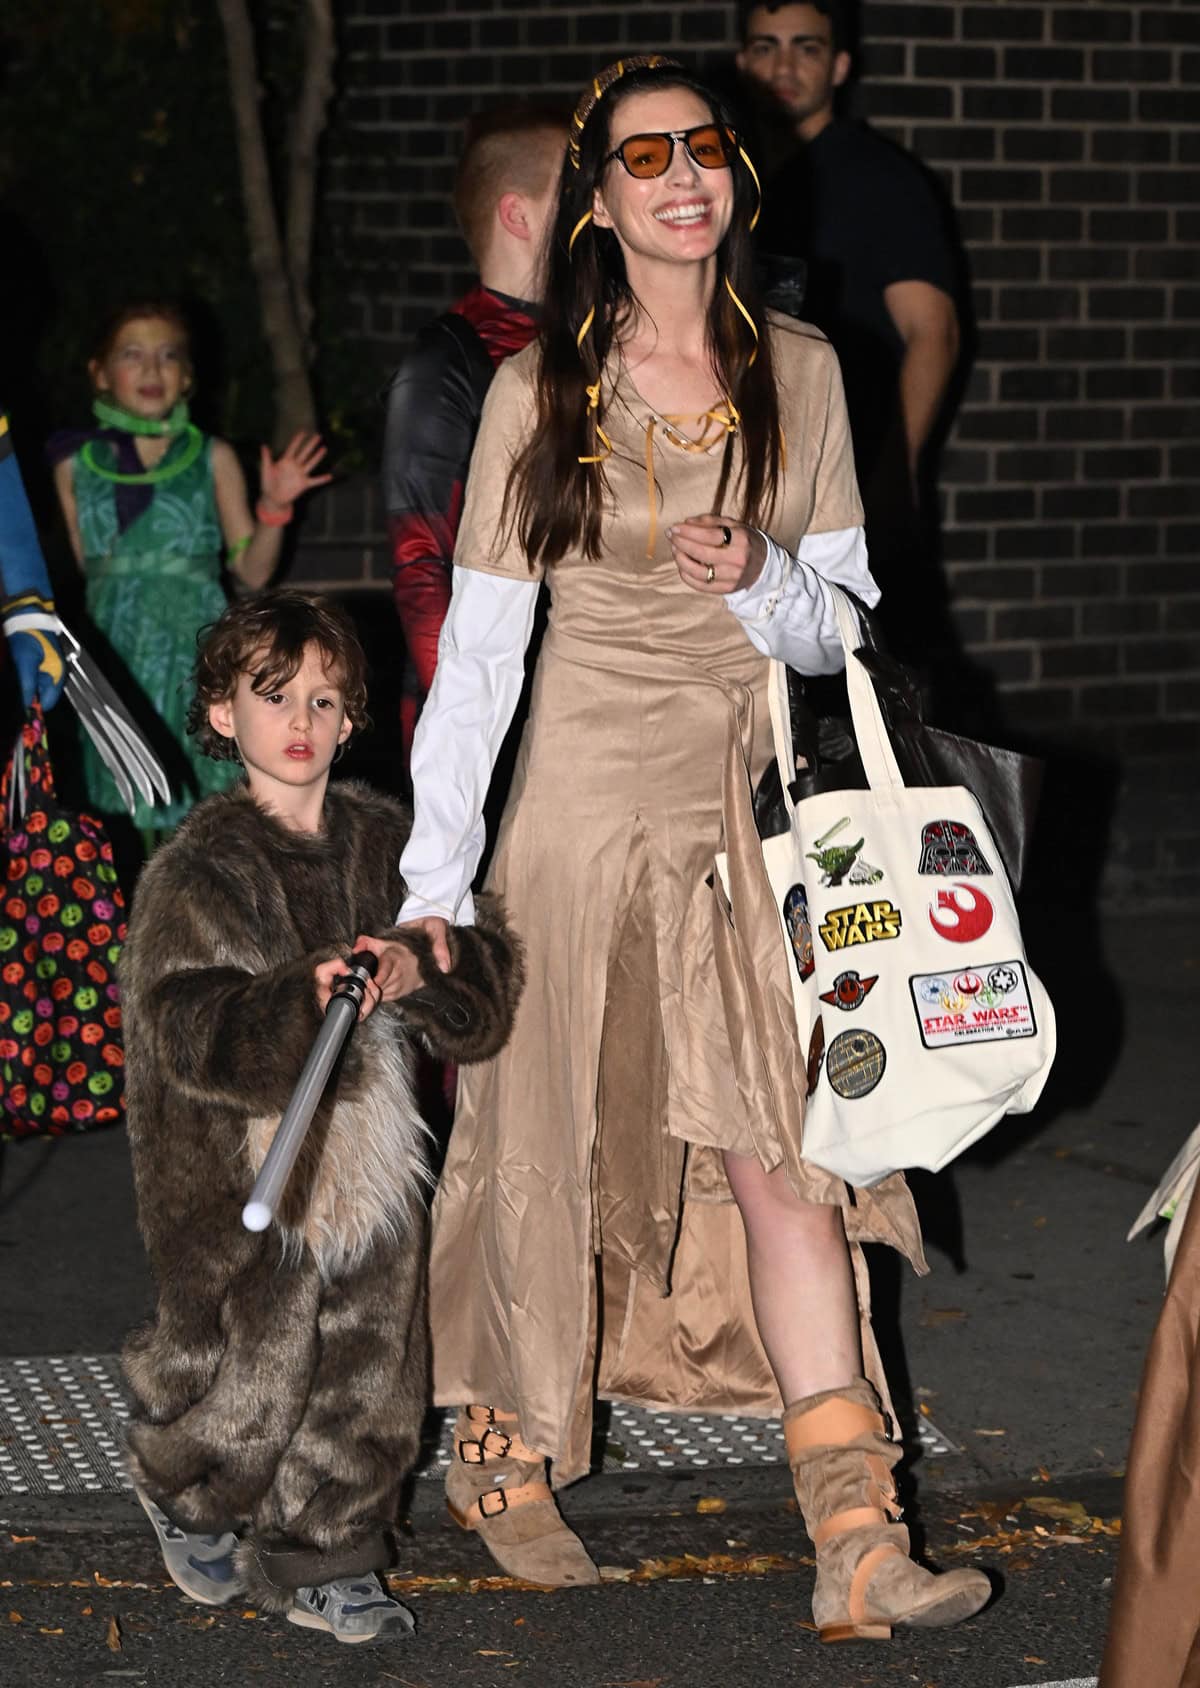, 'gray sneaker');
287,1574,416,1644
134,1487,245,1606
